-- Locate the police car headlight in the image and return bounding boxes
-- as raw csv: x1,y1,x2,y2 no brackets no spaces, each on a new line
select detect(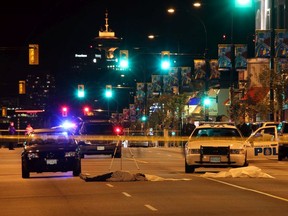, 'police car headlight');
65,152,76,157
27,152,39,159
230,149,245,154
189,149,200,154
